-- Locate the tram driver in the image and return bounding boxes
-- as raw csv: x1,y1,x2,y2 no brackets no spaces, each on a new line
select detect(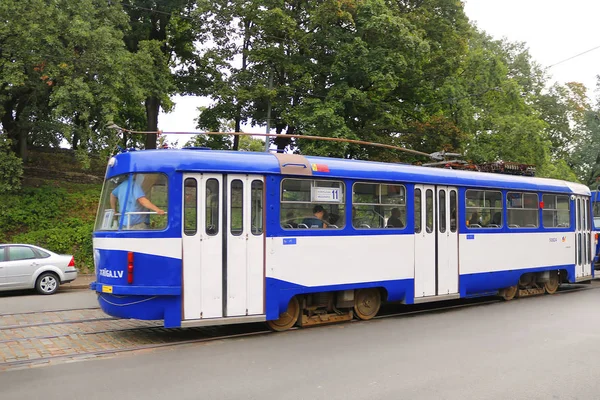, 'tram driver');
110,175,165,229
